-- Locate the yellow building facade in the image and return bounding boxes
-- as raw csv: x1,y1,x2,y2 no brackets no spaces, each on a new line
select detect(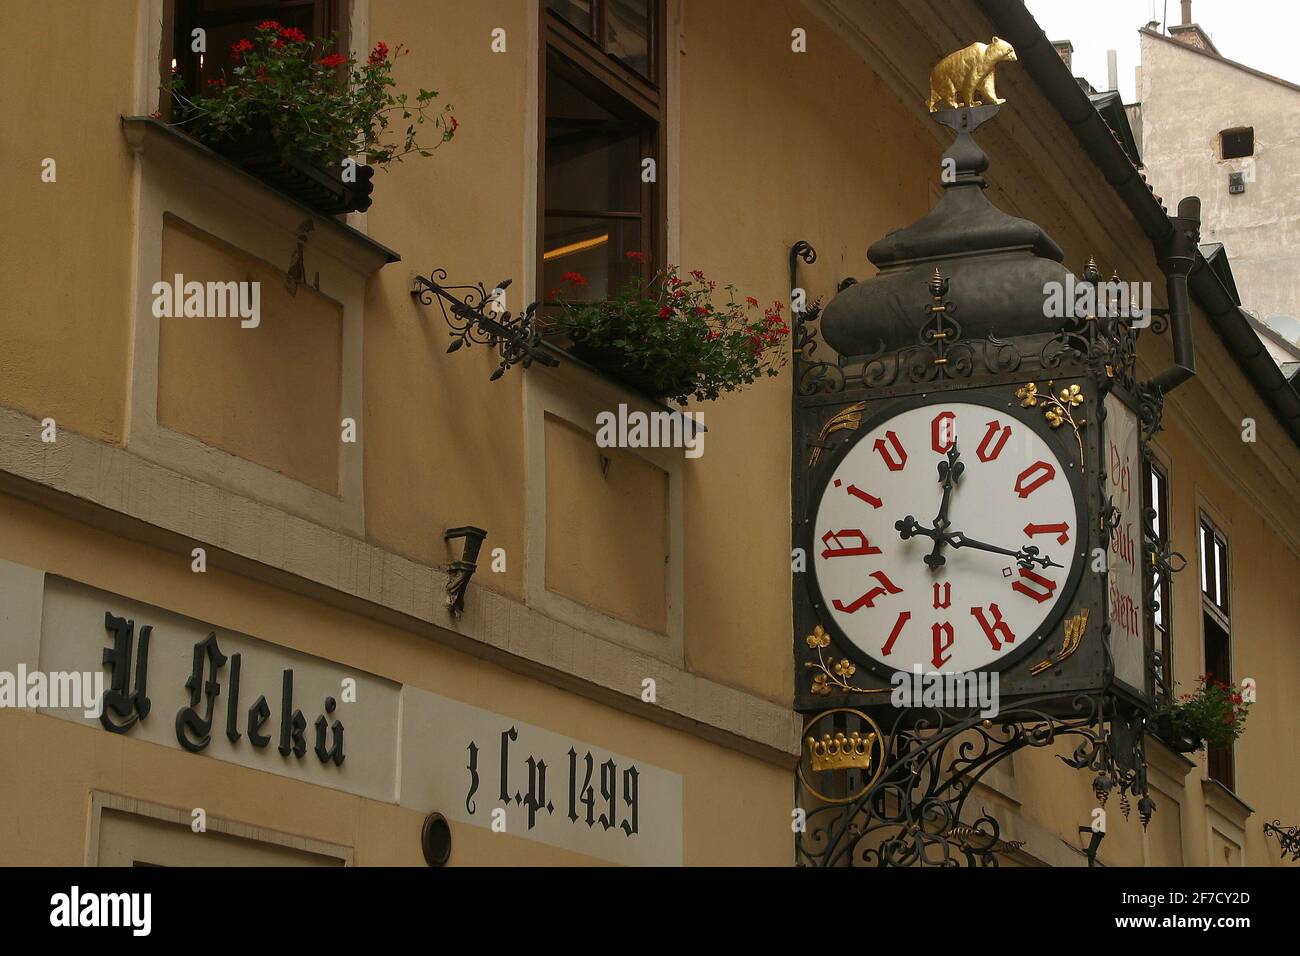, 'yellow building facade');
0,0,1296,867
